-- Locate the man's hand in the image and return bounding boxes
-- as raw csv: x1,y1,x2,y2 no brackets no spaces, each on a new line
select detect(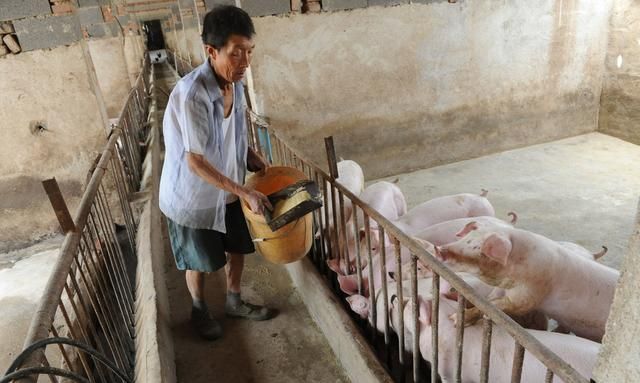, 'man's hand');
243,189,273,215
247,149,269,173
